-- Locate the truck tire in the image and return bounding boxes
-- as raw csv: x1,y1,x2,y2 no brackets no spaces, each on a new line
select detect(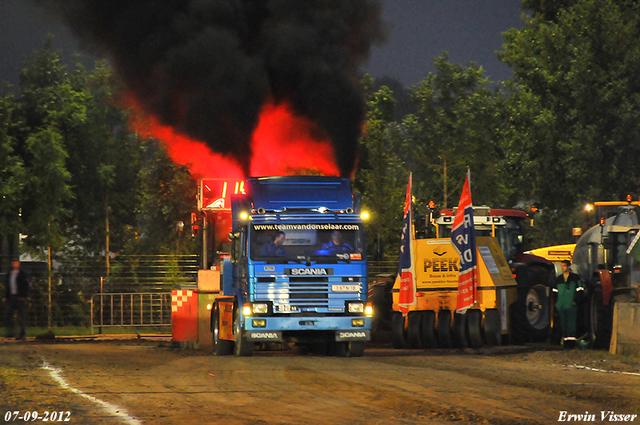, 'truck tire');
233,307,254,357
212,303,233,356
589,285,612,350
407,311,423,348
347,341,366,357
453,312,469,349
334,341,366,357
391,311,406,349
422,310,438,349
483,309,501,346
516,264,553,342
370,284,391,332
467,309,483,349
437,309,452,348
508,300,529,345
